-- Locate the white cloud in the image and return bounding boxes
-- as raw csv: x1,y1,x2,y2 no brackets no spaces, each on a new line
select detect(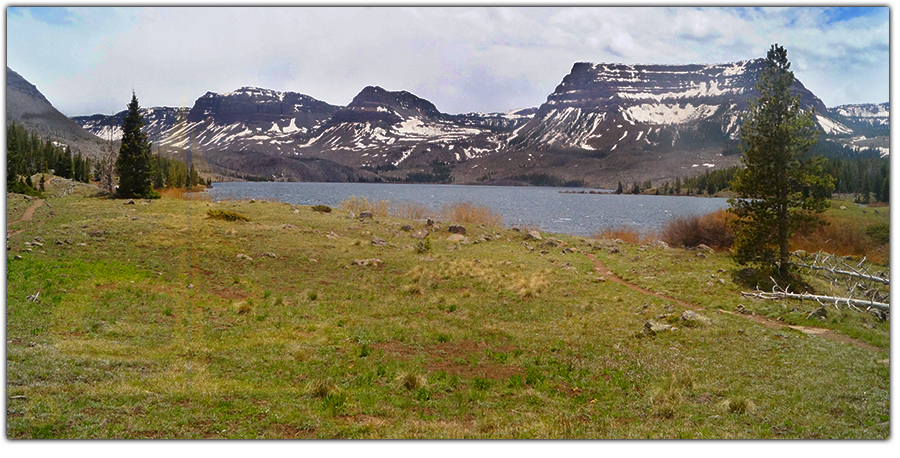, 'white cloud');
5,6,889,117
